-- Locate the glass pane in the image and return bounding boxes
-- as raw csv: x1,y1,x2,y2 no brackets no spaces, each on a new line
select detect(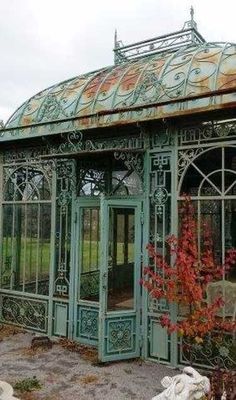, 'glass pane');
1,203,51,294
107,207,135,311
80,207,100,301
1,205,14,289
38,204,51,295
4,165,51,201
112,171,142,195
